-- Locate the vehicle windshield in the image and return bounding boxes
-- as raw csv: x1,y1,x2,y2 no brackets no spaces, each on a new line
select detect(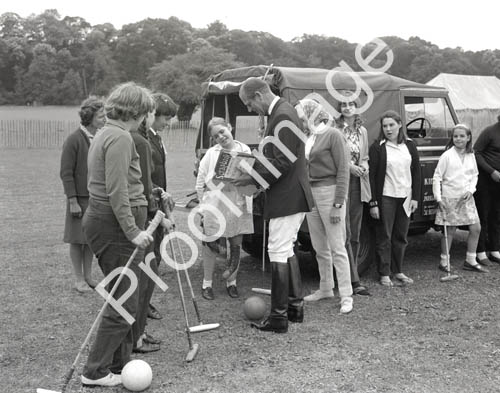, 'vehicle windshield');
404,96,455,140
